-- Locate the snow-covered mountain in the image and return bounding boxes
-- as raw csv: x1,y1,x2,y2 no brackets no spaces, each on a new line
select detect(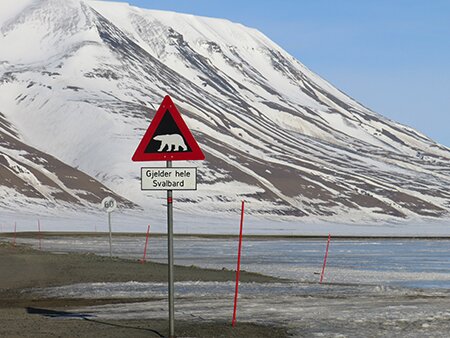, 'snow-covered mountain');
1,0,450,223
0,110,134,212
